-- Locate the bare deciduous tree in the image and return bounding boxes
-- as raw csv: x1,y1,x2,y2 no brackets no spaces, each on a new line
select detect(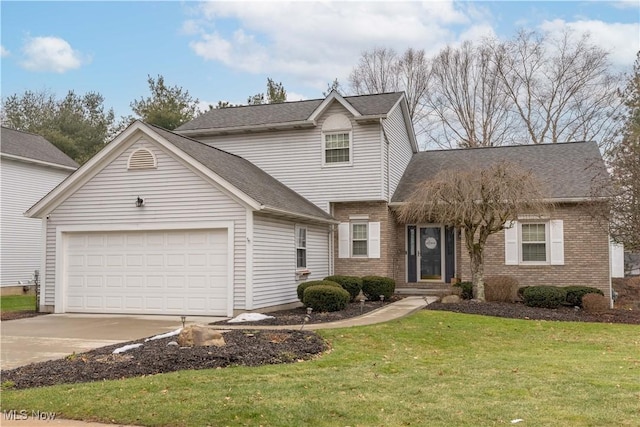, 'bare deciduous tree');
492,29,622,150
349,47,430,122
396,161,548,300
425,41,515,148
609,52,640,251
